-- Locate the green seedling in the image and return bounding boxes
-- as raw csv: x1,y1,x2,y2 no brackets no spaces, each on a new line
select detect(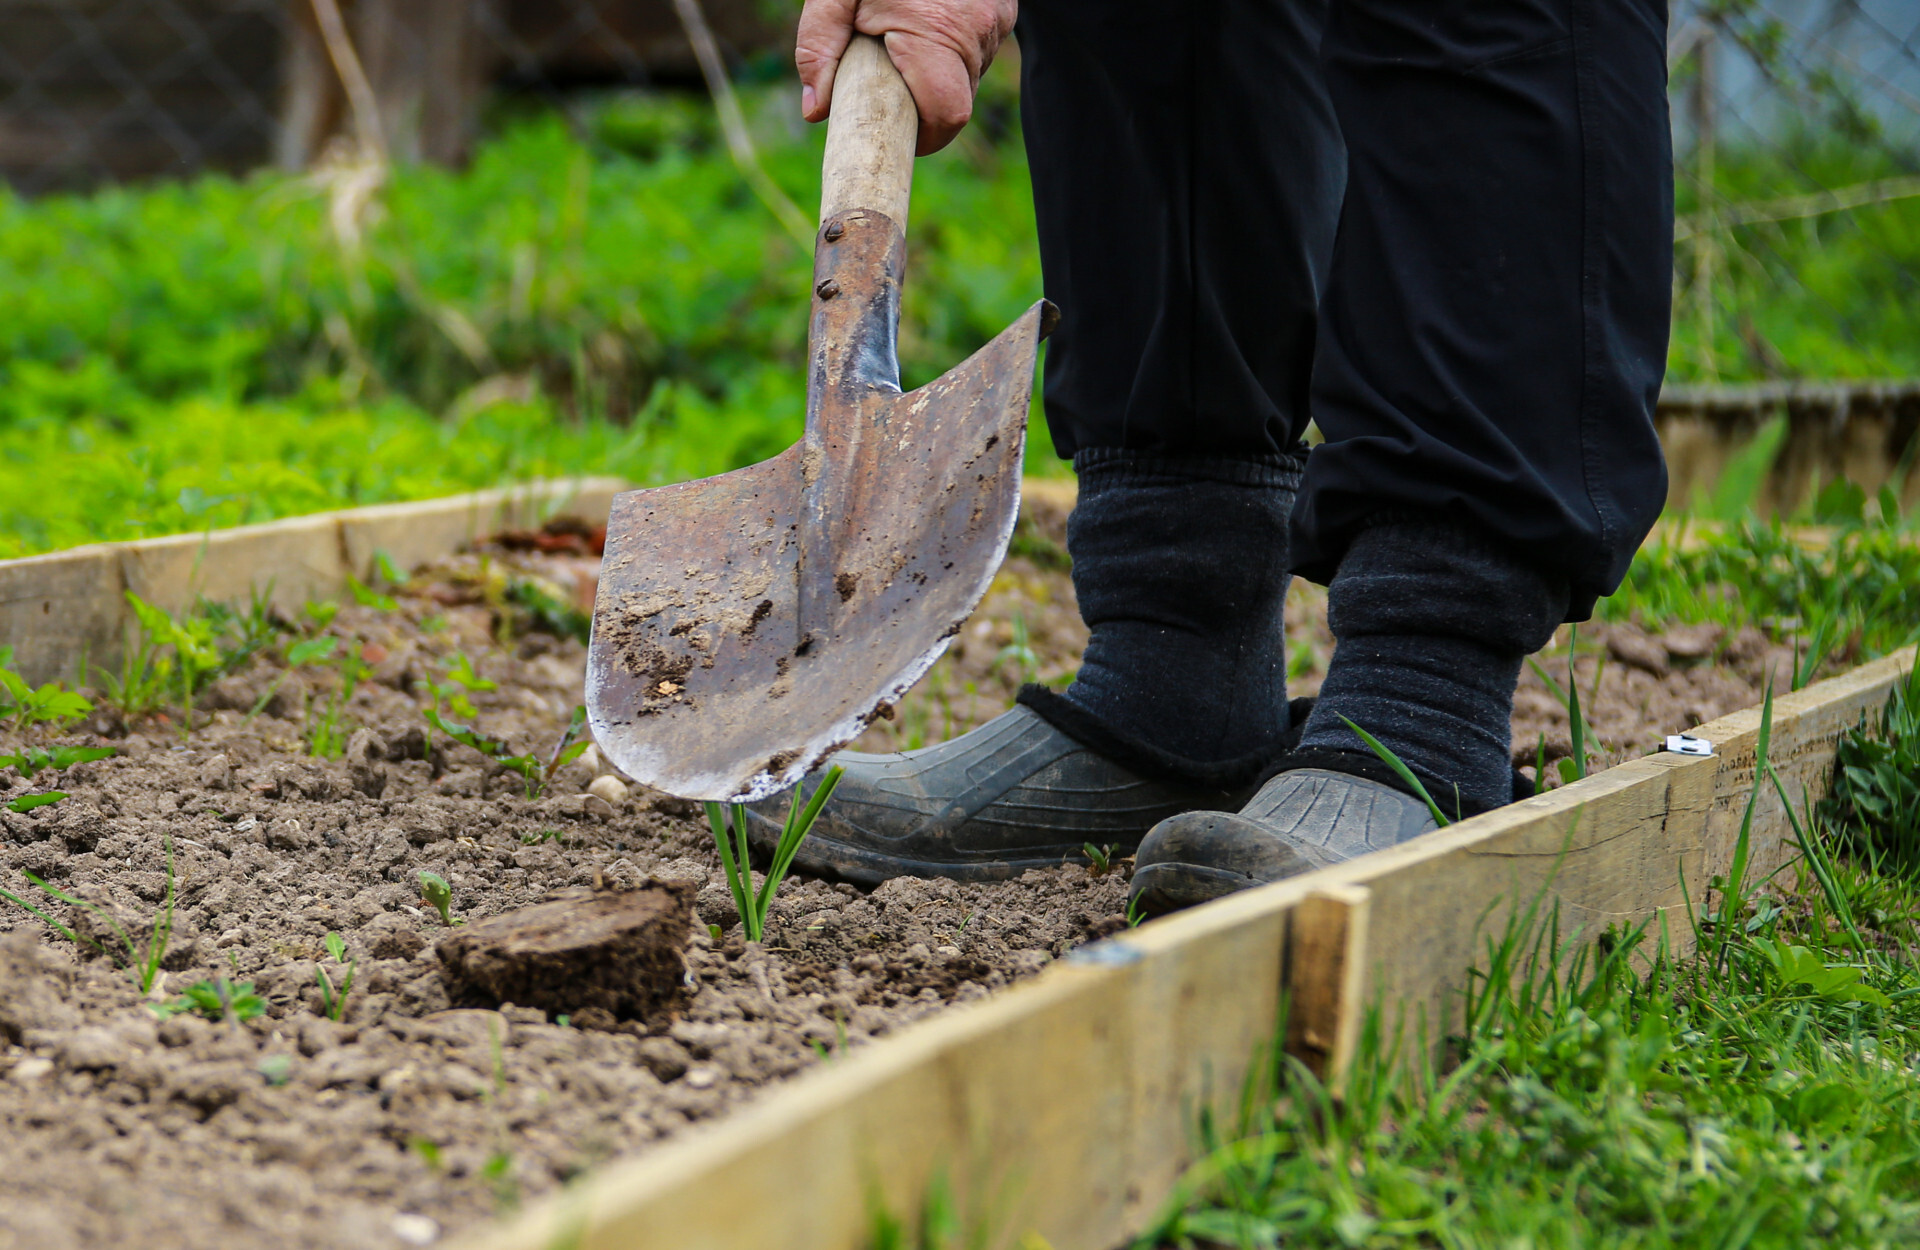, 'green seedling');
0,647,92,734
304,599,340,631
519,829,566,845
423,704,591,799
505,576,590,644
0,744,114,778
0,834,175,992
157,977,266,1024
374,551,408,588
990,613,1040,684
418,870,460,926
409,1135,446,1173
1339,716,1454,827
6,791,66,812
315,930,358,1023
1527,625,1601,786
128,592,220,735
240,633,339,725
257,1053,294,1086
481,1150,520,1210
300,636,371,758
347,574,398,611
1753,936,1890,1008
704,765,844,943
95,594,264,734
1082,843,1113,875
1125,894,1147,929
422,652,494,750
